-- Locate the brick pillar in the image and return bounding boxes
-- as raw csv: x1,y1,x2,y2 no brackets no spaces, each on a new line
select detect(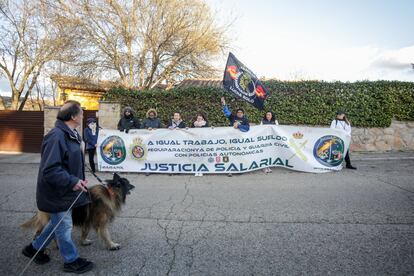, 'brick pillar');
97,101,121,129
